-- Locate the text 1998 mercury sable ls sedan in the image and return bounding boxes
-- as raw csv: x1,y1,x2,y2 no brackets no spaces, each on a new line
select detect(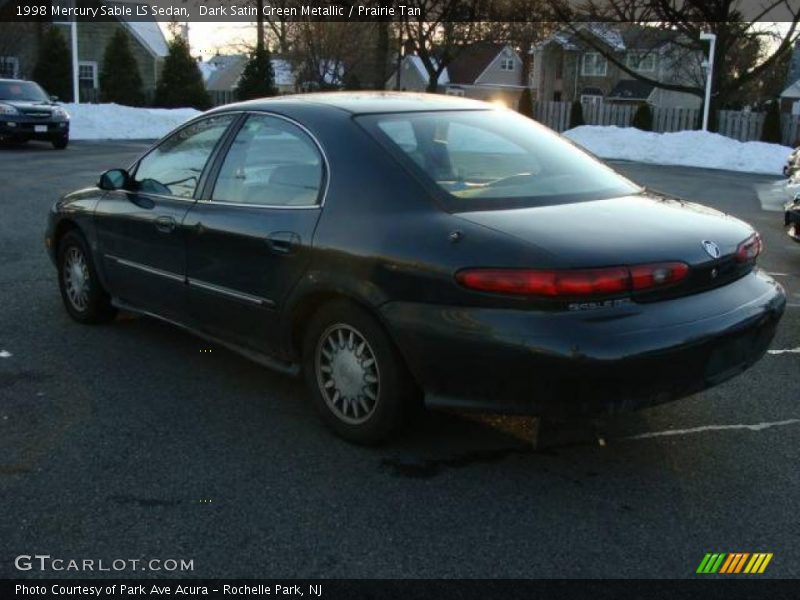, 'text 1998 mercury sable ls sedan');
45,93,786,443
